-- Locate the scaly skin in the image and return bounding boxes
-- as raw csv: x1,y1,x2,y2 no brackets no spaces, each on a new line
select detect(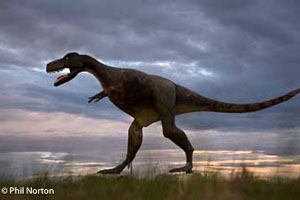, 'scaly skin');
46,52,300,174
